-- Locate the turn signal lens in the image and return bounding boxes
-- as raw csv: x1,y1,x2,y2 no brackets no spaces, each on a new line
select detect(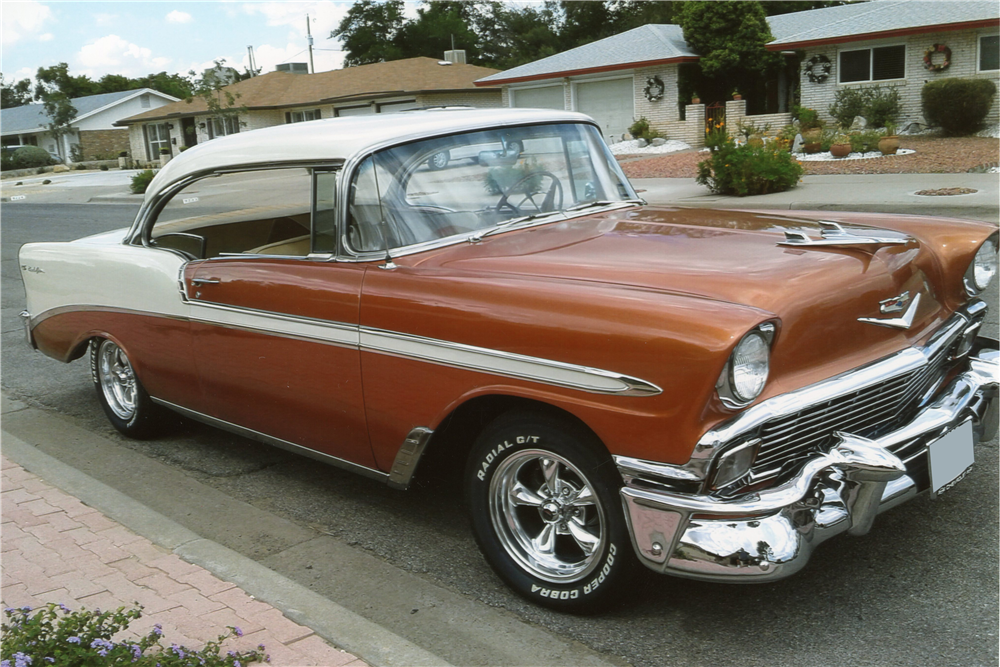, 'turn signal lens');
730,332,770,403
712,439,760,489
